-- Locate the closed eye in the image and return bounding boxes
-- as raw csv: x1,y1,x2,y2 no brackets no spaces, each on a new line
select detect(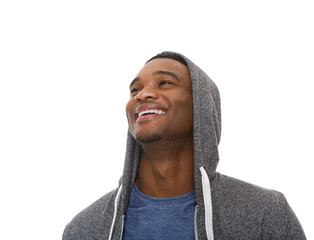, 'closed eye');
159,80,174,86
130,88,141,94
